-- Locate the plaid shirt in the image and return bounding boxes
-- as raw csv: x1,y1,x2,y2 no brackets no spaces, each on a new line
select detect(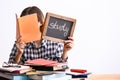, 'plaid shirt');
8,39,67,64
